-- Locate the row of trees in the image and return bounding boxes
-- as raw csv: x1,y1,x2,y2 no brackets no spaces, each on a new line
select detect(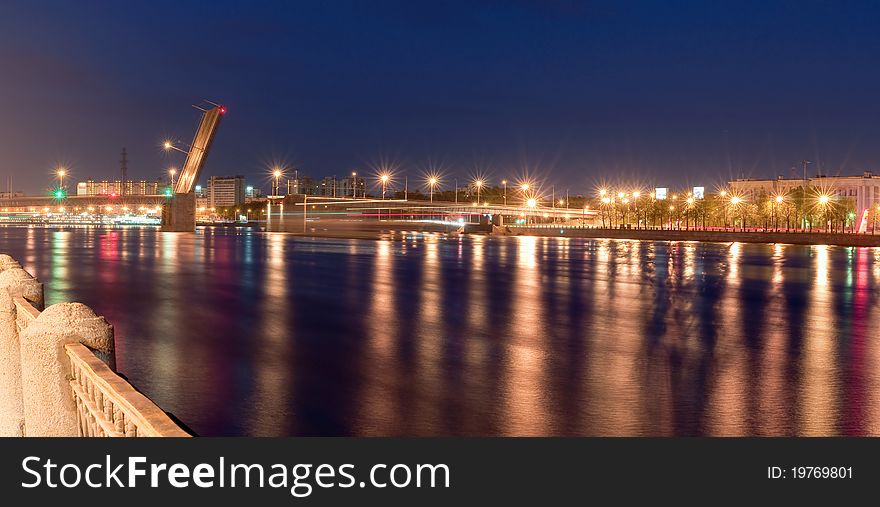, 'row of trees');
594,189,861,233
